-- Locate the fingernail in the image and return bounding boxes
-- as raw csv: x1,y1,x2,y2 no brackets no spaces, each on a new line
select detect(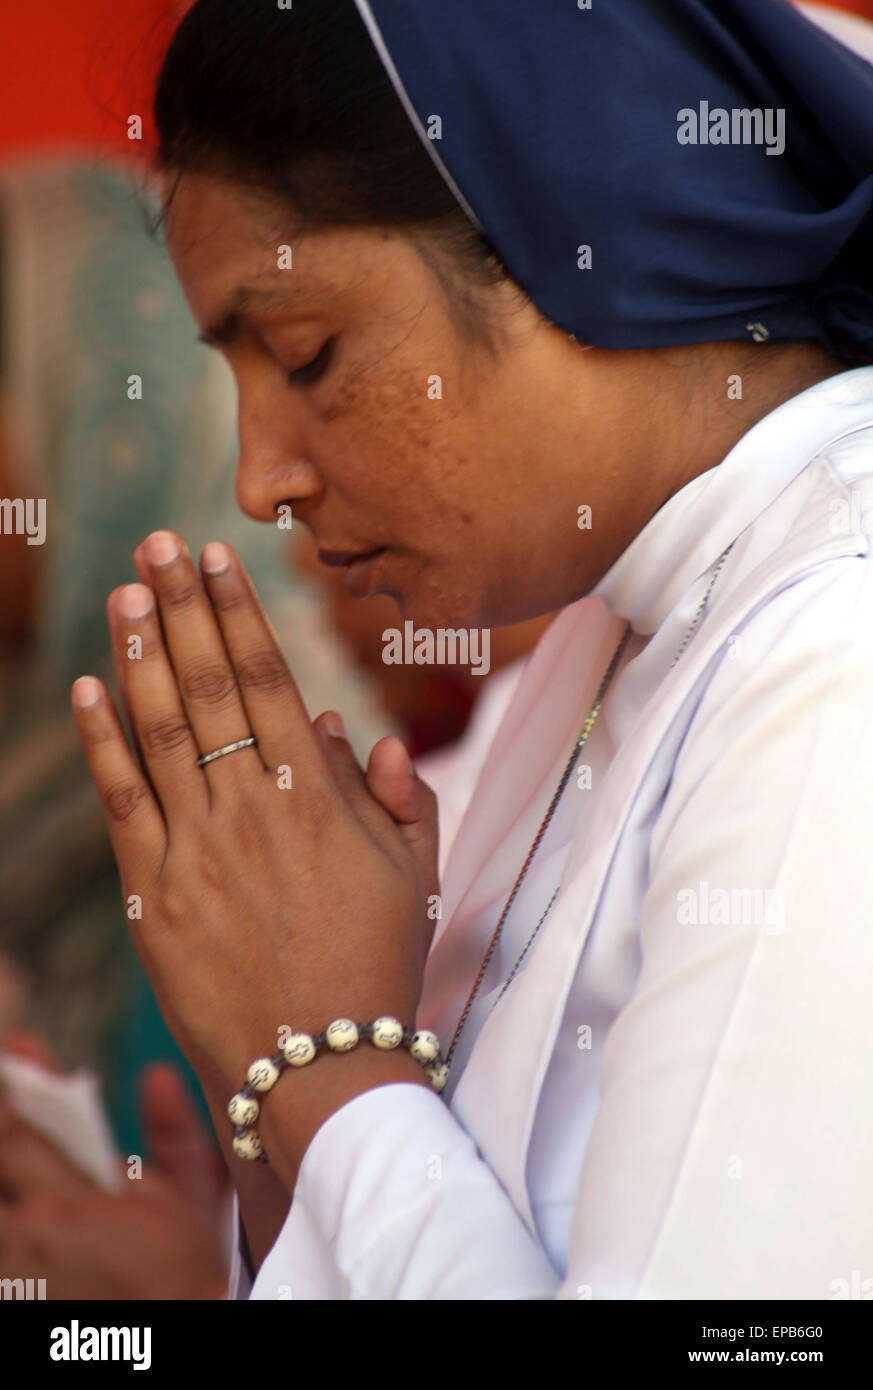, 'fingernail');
145,530,181,566
387,734,414,776
71,675,102,708
201,541,231,575
323,711,346,739
118,583,154,618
